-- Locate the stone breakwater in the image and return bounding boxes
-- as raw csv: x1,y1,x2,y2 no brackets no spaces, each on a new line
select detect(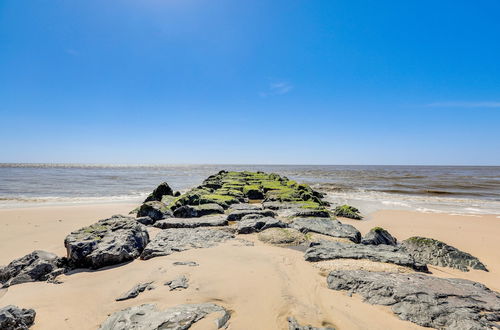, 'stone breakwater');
0,170,498,330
